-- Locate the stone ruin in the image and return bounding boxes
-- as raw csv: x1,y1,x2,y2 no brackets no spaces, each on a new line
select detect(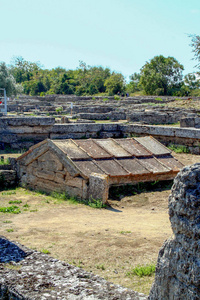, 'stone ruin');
1,164,200,298
15,137,183,202
149,163,200,299
6,95,200,125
